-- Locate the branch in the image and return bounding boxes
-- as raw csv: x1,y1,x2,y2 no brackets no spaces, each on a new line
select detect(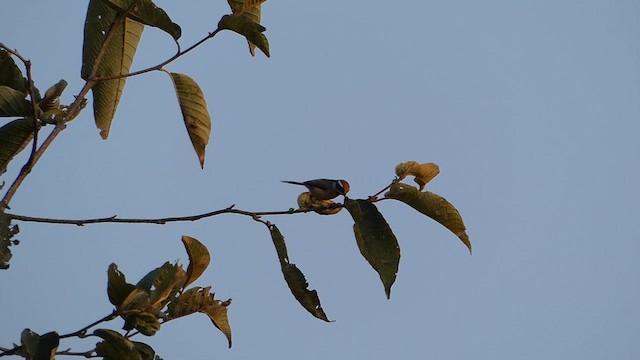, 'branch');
6,204,337,226
0,11,131,207
92,28,222,82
